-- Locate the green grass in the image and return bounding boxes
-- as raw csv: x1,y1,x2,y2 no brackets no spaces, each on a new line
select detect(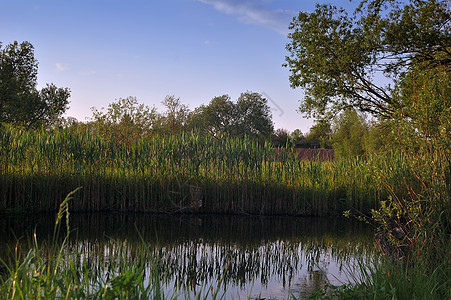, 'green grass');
308,257,450,299
308,145,451,299
0,125,415,215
